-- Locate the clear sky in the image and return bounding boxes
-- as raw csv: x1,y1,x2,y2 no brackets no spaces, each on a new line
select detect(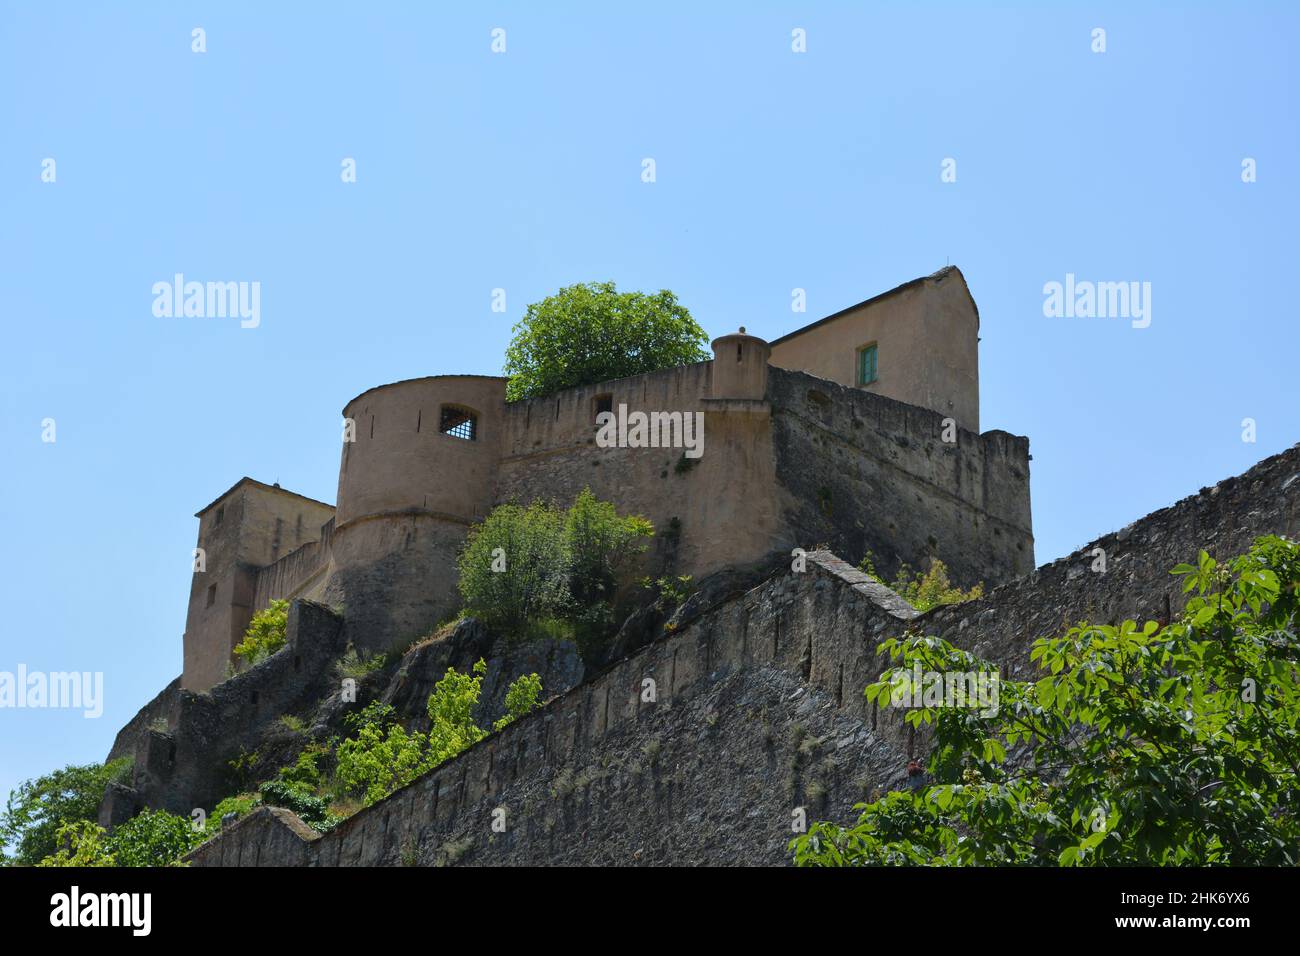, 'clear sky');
2,2,1297,814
